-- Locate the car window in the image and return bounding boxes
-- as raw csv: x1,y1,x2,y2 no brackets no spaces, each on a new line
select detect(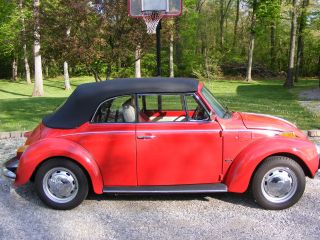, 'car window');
138,94,186,122
140,95,183,111
92,95,136,123
185,94,210,121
